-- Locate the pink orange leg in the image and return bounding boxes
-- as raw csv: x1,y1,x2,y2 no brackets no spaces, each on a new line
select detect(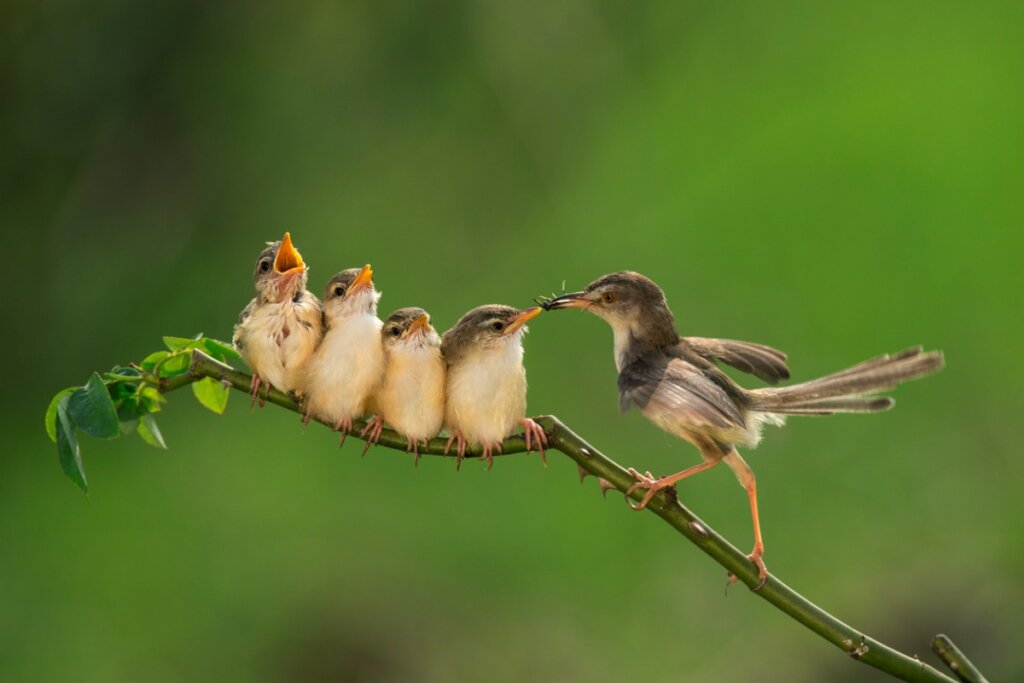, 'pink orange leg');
624,460,719,511
335,414,354,447
520,418,548,465
723,449,768,588
445,431,467,470
360,415,385,456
